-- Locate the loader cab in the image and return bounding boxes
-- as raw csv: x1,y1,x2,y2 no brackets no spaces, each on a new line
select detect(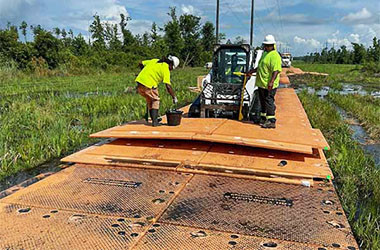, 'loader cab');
212,45,250,85
191,44,258,119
